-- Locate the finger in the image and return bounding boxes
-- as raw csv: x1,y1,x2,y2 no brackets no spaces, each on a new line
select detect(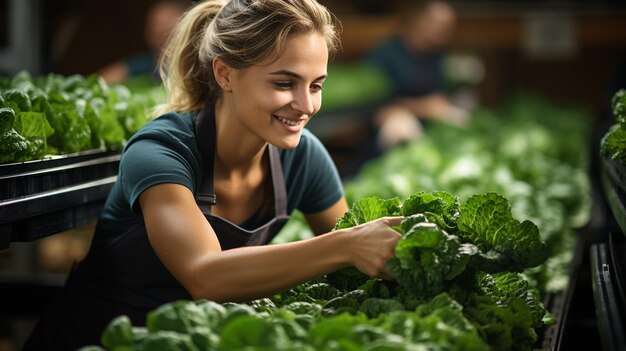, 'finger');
381,216,404,226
